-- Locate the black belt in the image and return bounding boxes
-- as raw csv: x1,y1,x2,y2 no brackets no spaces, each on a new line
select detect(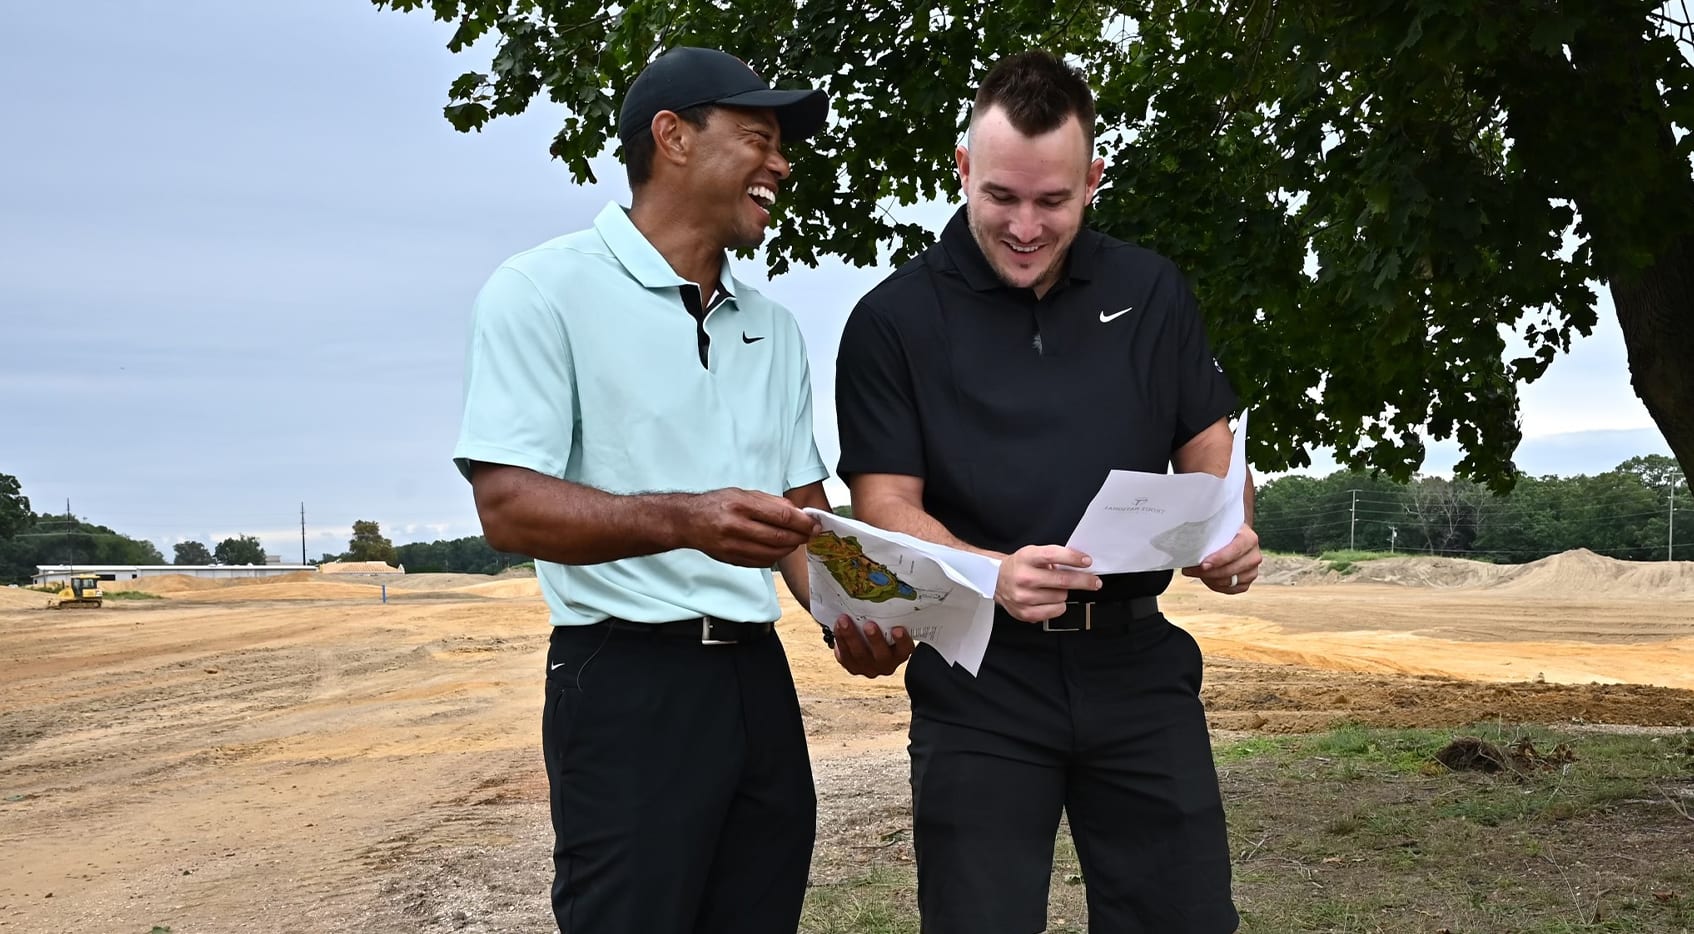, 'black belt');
600,616,774,645
1034,596,1161,633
